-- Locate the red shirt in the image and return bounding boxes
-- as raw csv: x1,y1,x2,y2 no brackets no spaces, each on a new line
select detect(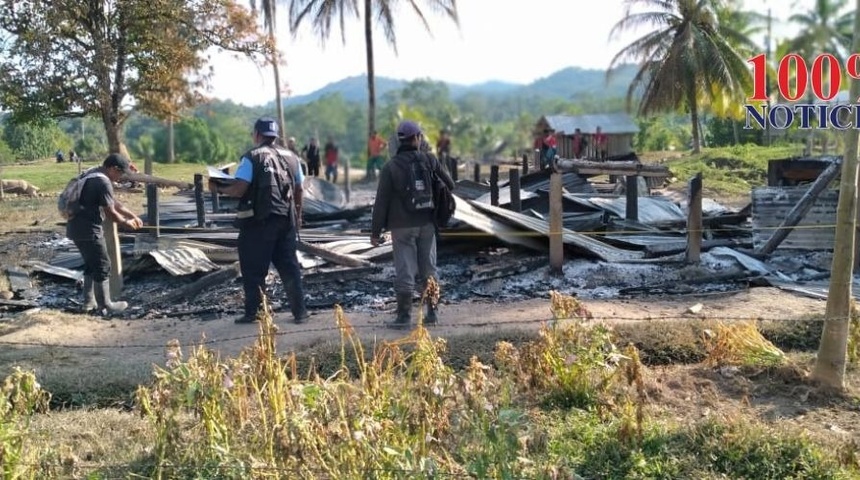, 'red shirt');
543,134,557,148
594,133,608,147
